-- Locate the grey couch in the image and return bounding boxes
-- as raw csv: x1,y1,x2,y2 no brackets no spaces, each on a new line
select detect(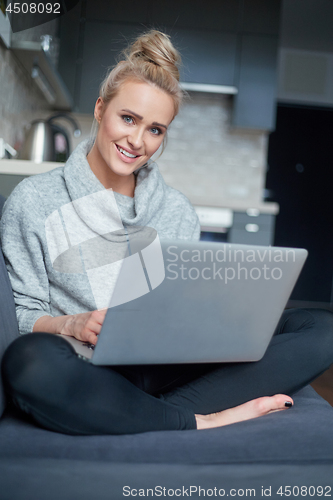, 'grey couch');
0,193,333,499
